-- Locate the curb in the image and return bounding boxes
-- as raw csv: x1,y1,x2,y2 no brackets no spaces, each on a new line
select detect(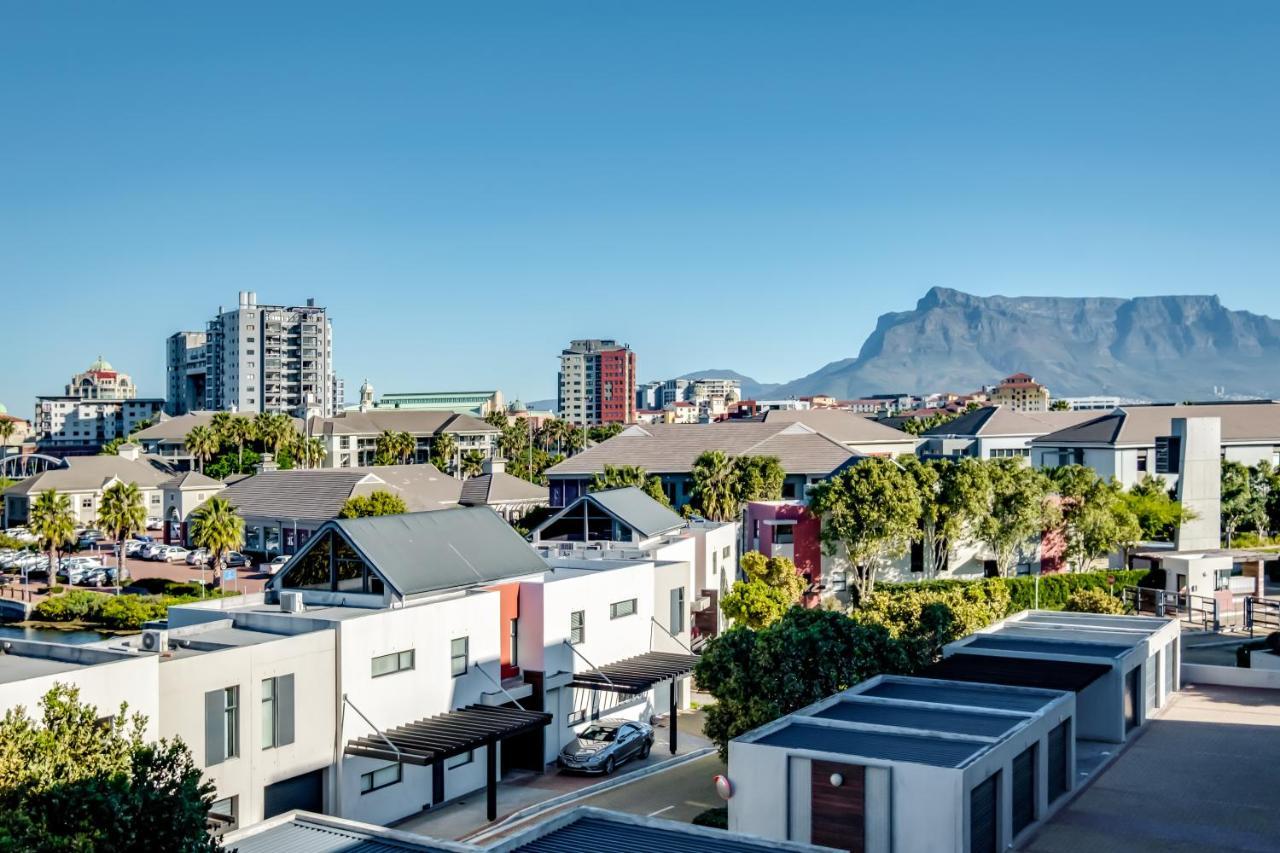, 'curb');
464,746,715,843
